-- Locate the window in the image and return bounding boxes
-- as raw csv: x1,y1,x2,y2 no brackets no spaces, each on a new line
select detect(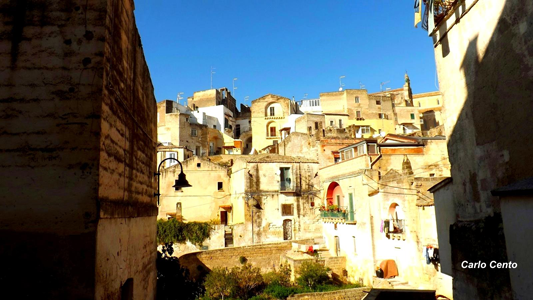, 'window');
330,120,334,126
361,126,370,134
168,152,176,166
235,124,241,137
376,99,381,105
191,128,197,136
355,96,360,103
367,144,377,154
357,145,365,156
342,149,353,160
269,107,275,116
315,122,319,130
379,113,387,119
213,125,217,129
339,119,343,128
437,99,440,105
197,163,201,168
224,118,229,128
418,102,422,107
269,126,277,137
218,182,223,191
281,204,293,216
356,111,361,119
280,167,291,191
410,113,415,120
